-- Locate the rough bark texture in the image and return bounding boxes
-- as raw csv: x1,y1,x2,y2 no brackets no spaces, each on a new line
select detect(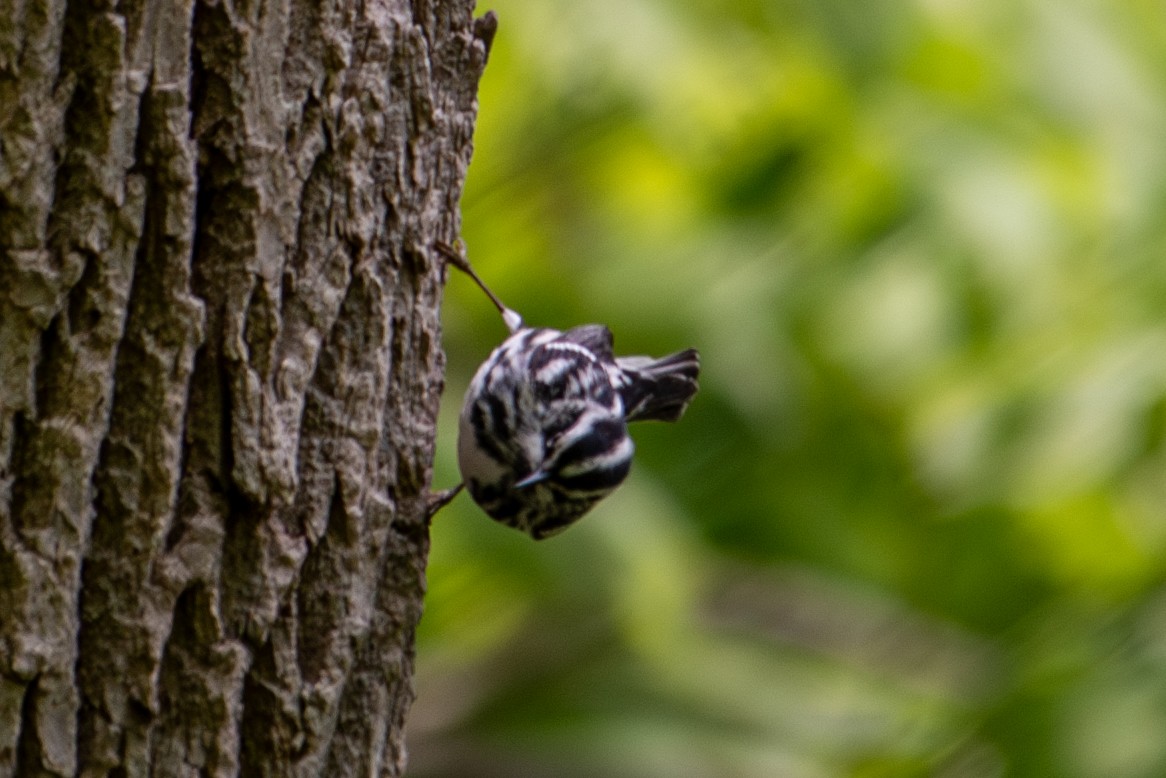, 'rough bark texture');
0,0,493,774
